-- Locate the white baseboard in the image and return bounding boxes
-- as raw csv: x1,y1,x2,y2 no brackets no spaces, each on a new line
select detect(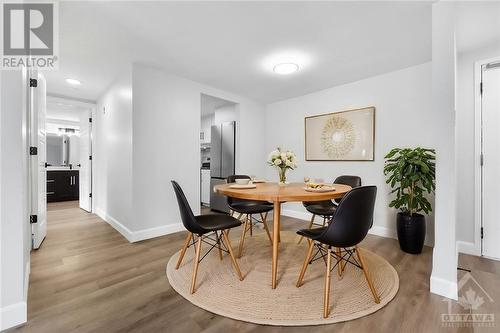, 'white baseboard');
0,302,27,331
281,209,437,246
95,207,184,243
95,208,134,242
456,241,480,256
281,209,312,222
131,223,184,243
430,275,458,300
281,208,398,240
24,260,30,301
368,225,398,240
